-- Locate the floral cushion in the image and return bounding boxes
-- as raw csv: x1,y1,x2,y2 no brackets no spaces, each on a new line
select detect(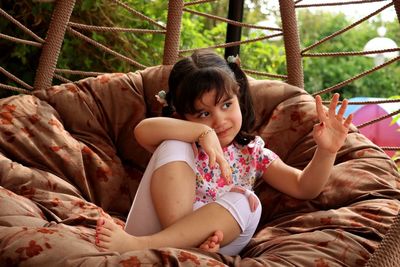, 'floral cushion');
0,66,399,266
